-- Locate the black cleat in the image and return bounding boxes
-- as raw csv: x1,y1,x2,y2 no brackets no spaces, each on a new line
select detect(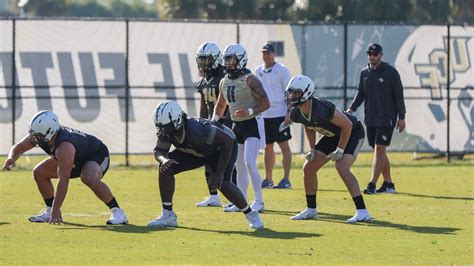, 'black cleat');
363,182,376,194
376,182,396,193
